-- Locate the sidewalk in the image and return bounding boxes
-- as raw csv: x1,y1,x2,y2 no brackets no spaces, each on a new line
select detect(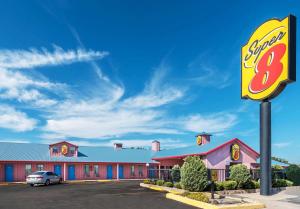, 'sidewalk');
229,187,300,209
